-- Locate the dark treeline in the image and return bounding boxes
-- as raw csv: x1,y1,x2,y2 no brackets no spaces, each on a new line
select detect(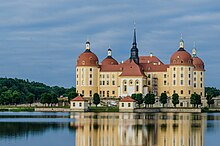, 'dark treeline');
0,77,75,105
205,87,220,97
